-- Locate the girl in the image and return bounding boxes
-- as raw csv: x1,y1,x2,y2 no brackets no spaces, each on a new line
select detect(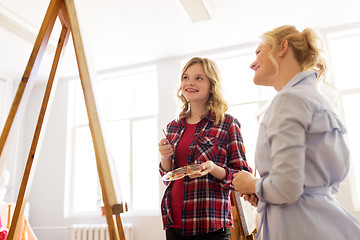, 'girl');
159,57,249,240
